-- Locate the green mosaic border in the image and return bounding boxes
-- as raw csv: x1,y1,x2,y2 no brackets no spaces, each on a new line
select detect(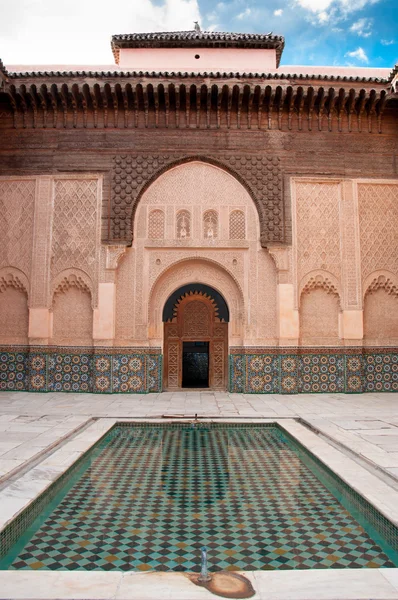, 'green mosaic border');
1,422,397,566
